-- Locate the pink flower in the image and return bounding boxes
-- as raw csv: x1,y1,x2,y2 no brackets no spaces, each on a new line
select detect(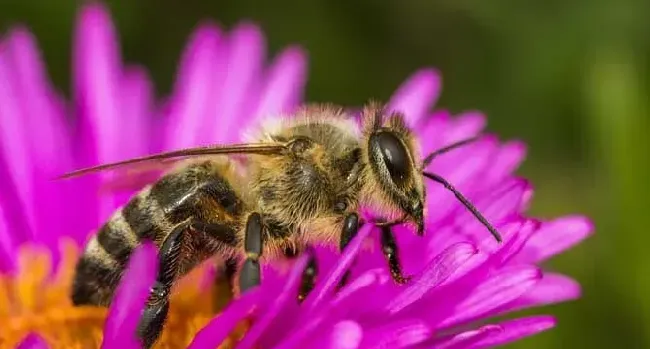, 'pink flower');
0,3,592,348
